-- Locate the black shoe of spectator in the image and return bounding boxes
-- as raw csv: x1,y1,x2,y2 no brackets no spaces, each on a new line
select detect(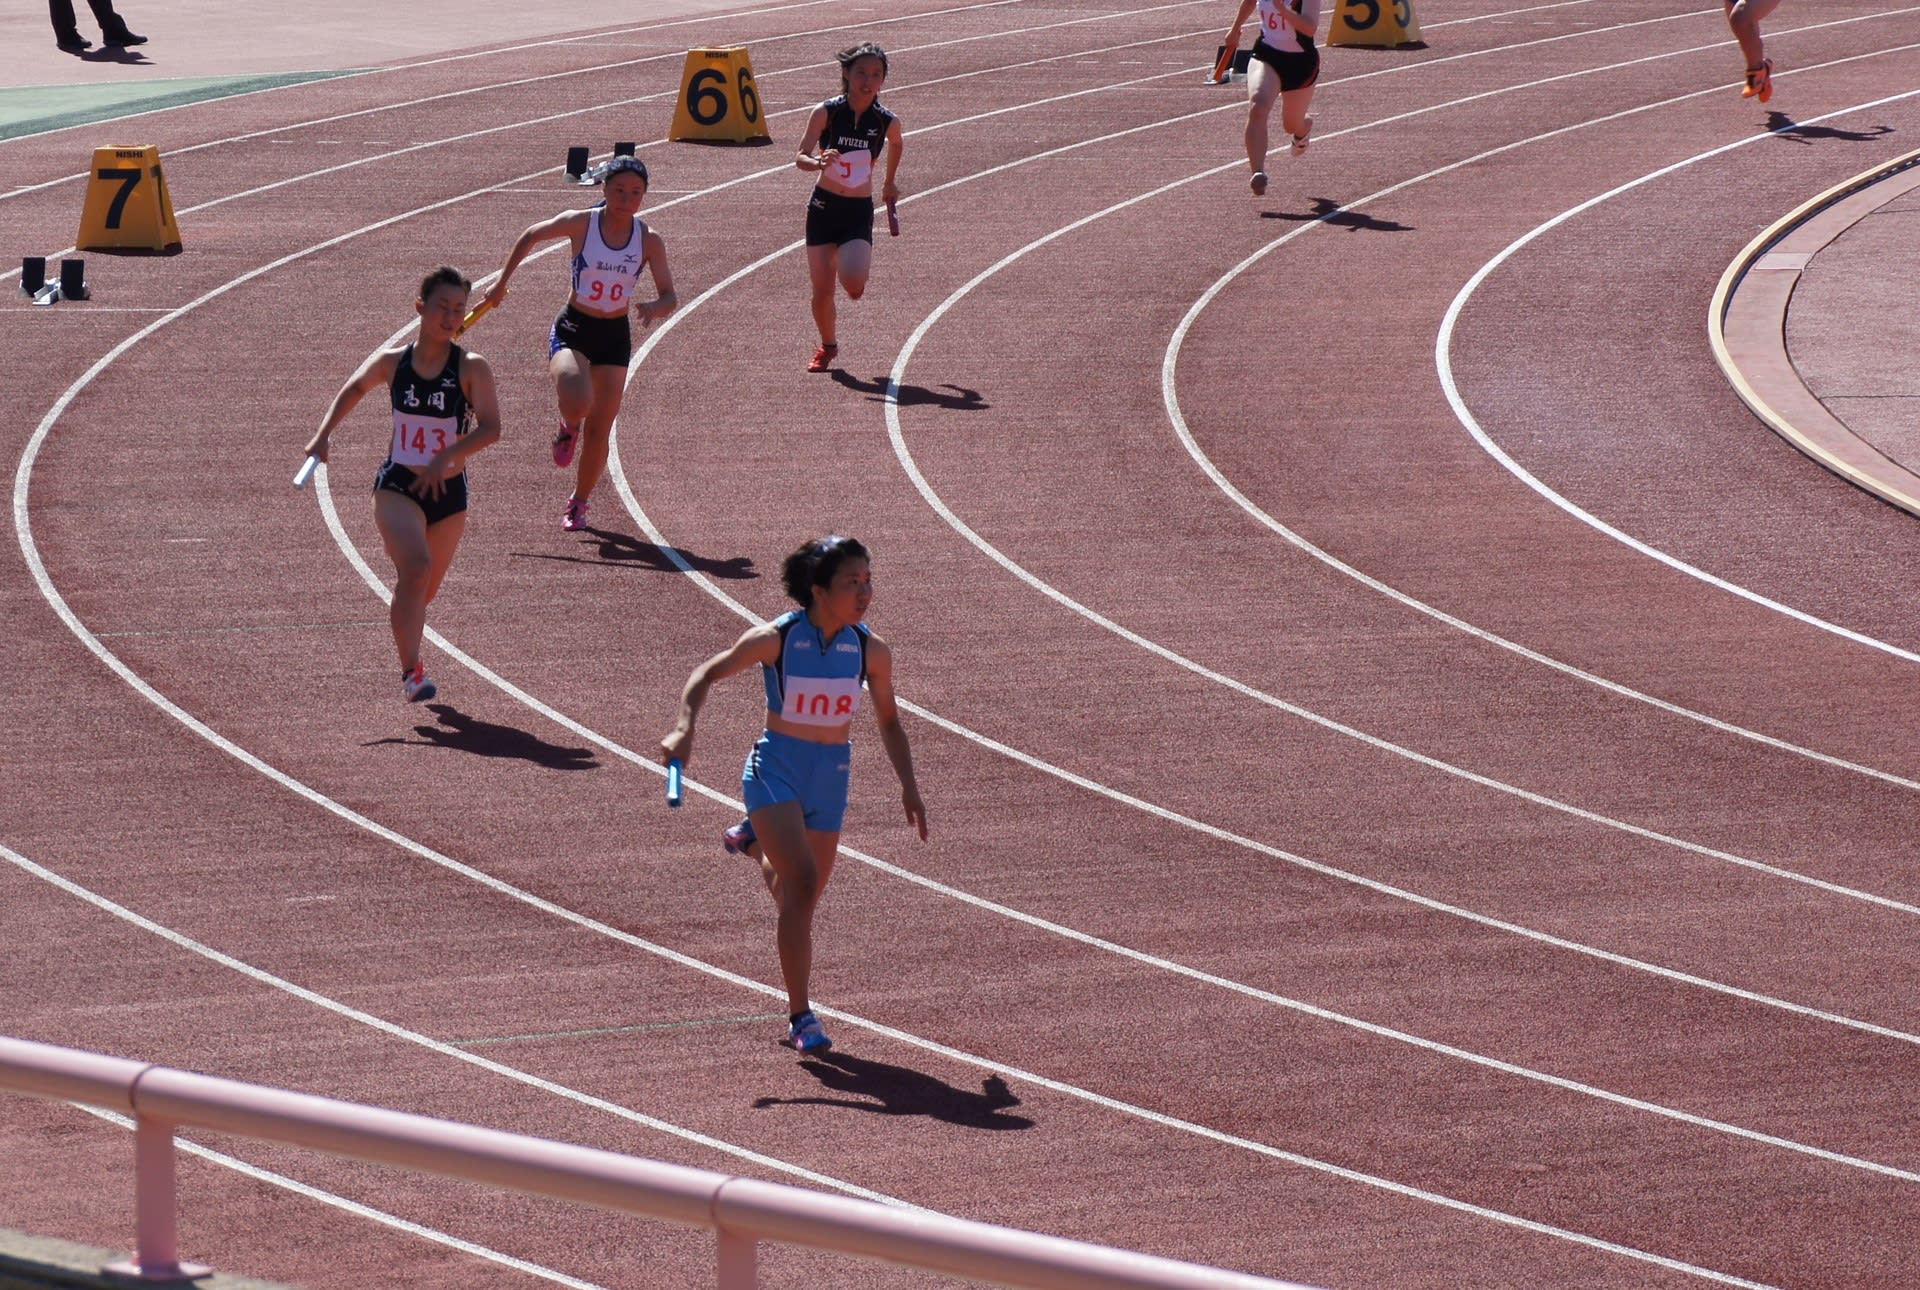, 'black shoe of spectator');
103,28,147,46
56,32,92,51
